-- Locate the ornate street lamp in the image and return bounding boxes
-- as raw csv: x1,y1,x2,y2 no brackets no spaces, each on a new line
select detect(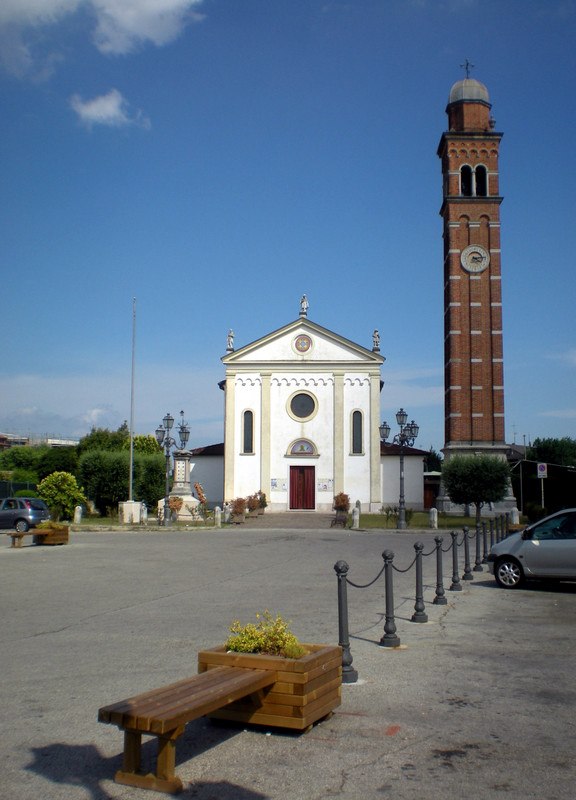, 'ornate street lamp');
380,408,419,530
155,411,190,526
